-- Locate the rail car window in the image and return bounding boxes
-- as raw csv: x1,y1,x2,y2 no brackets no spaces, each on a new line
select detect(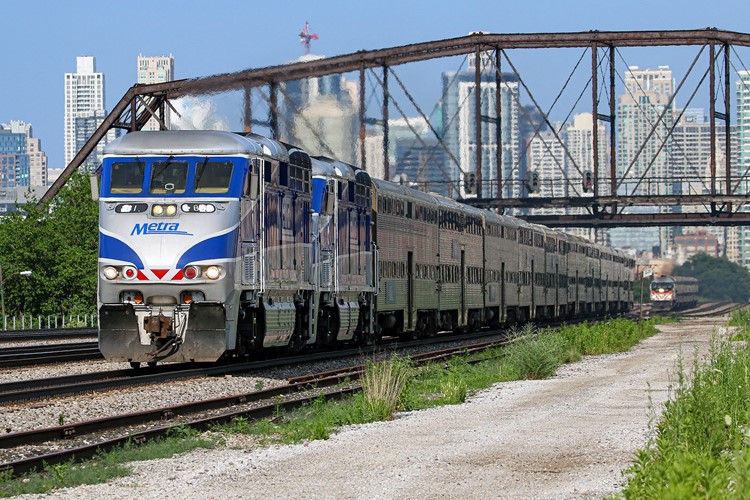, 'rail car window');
110,161,145,193
288,164,309,193
150,161,187,194
194,161,233,193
